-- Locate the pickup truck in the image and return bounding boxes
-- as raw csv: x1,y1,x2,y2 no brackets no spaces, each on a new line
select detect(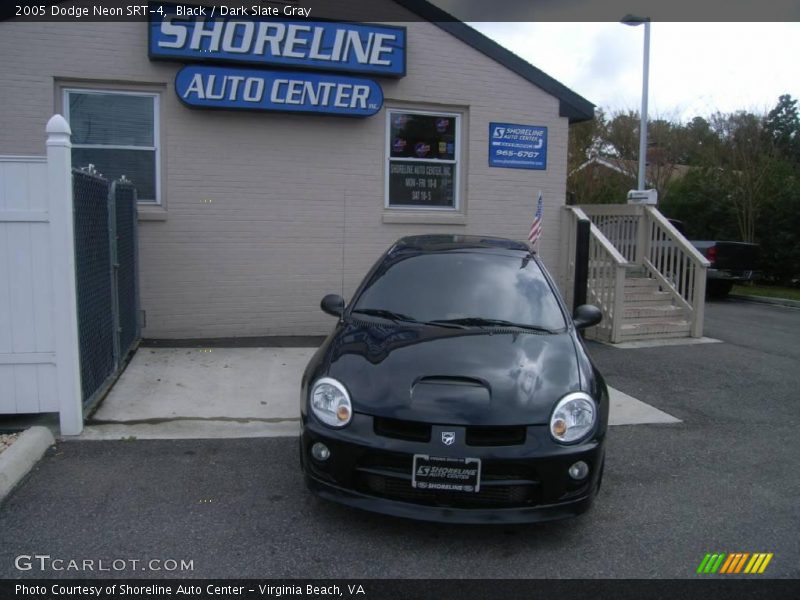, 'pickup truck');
690,241,760,297
667,220,760,298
